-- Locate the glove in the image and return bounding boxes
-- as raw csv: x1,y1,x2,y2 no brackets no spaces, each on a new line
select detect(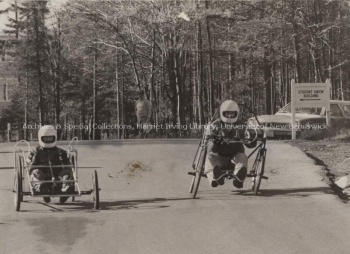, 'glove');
213,136,224,145
244,139,257,148
244,129,257,141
